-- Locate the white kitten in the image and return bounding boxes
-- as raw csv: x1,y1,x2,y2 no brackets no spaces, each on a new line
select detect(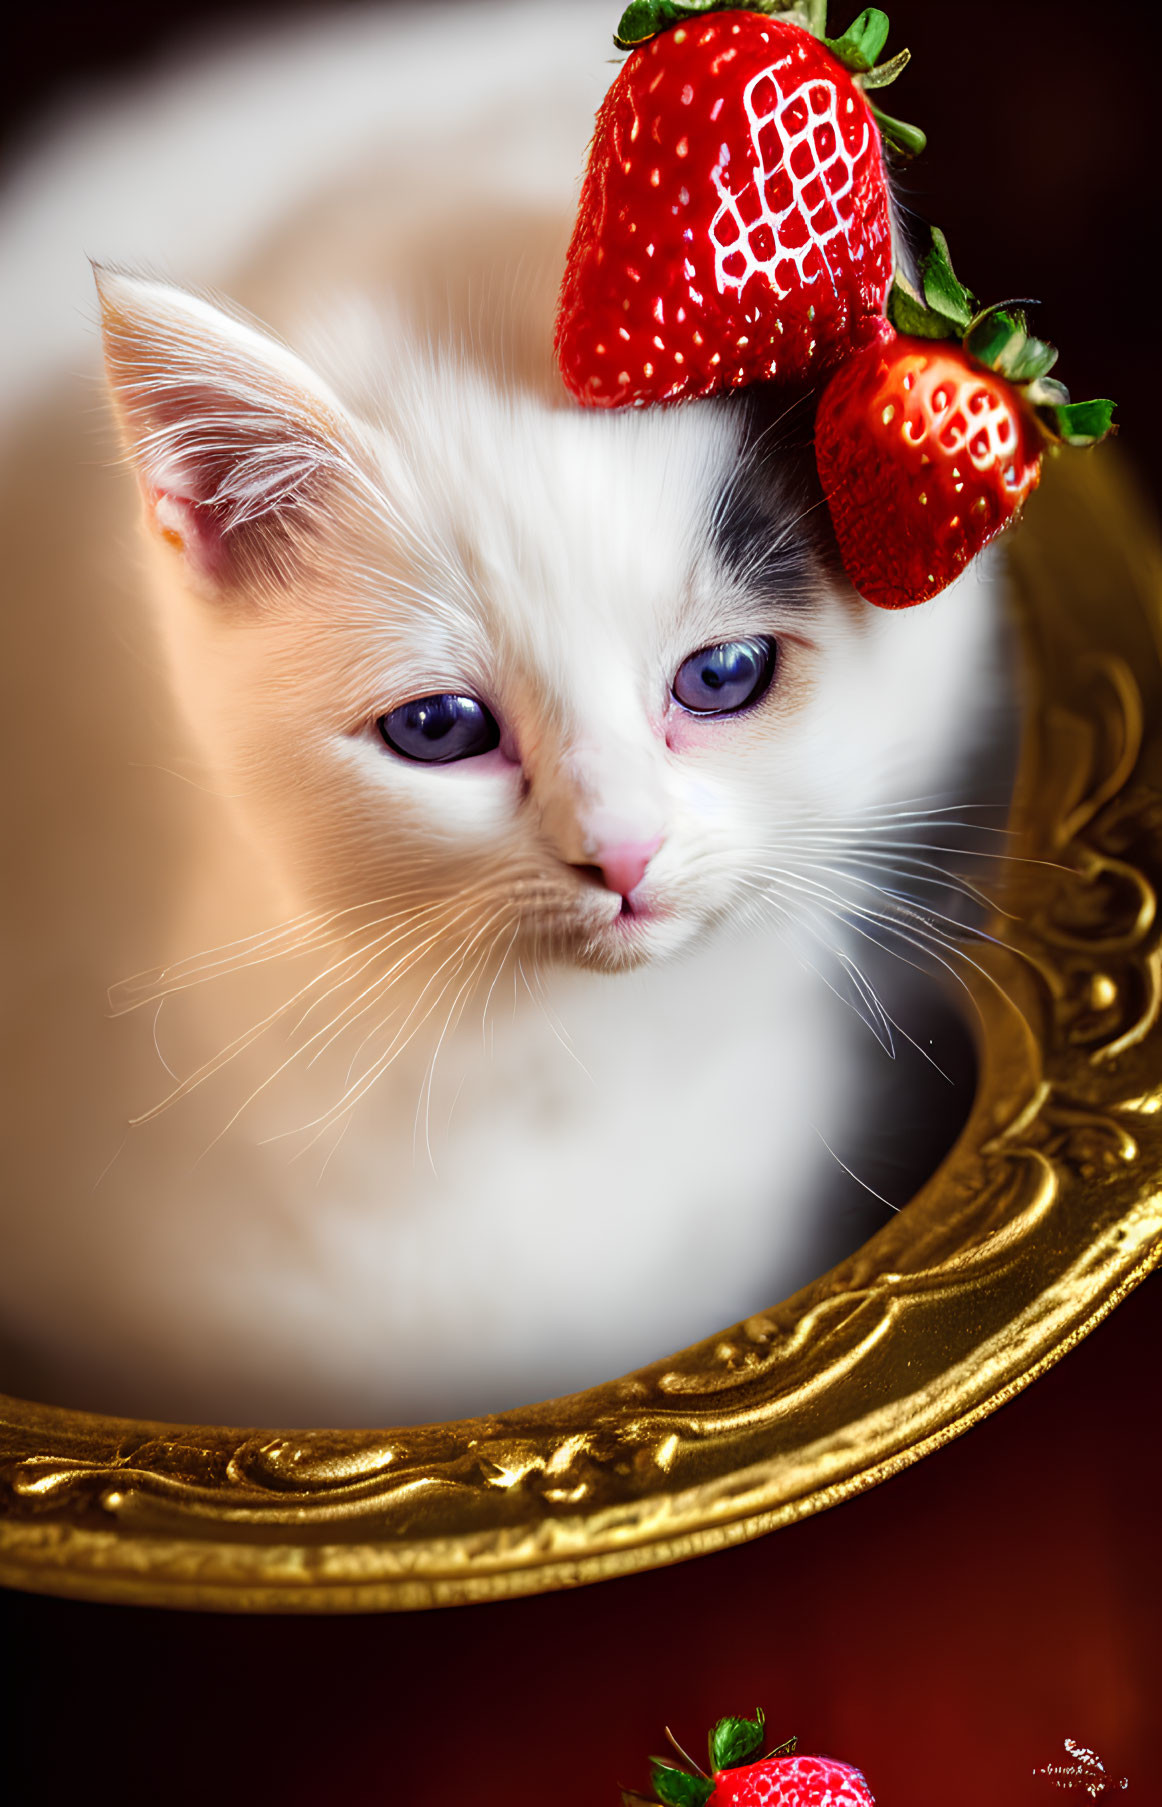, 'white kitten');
0,0,1008,1426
